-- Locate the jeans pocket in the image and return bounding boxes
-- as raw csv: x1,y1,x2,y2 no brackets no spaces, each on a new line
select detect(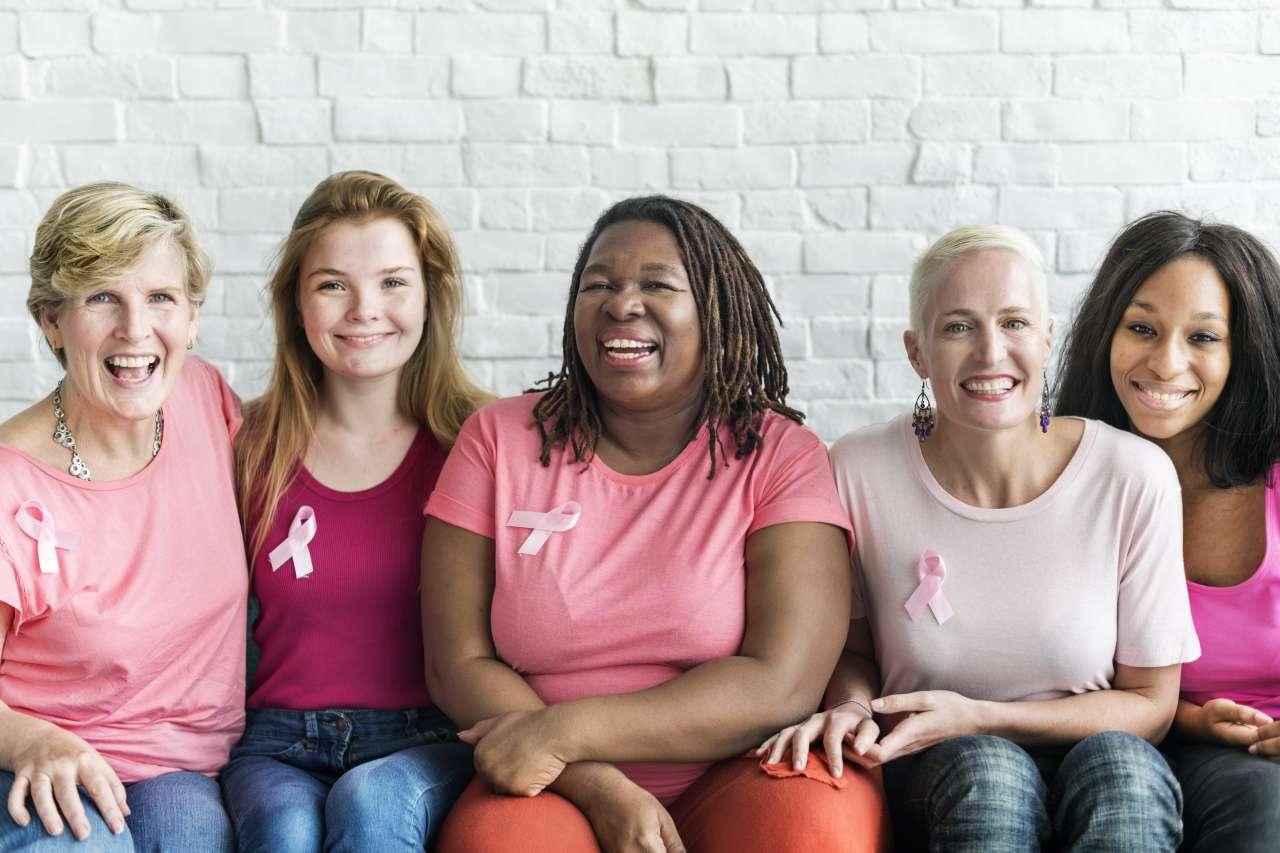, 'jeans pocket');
232,725,310,762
